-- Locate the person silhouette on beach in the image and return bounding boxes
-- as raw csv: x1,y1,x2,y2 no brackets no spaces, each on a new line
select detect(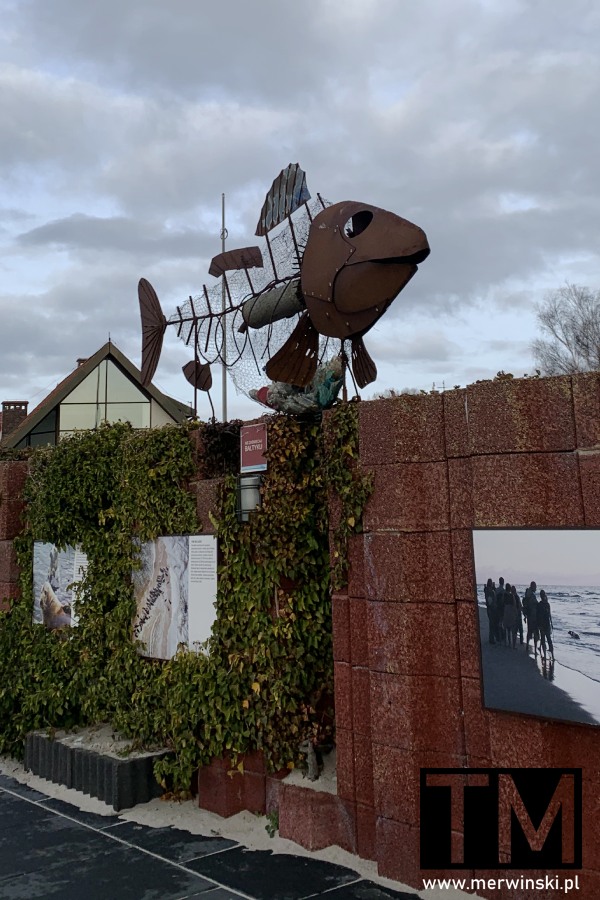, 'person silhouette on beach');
502,582,517,648
538,589,554,660
495,578,506,643
511,583,524,645
484,578,498,644
523,581,539,655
